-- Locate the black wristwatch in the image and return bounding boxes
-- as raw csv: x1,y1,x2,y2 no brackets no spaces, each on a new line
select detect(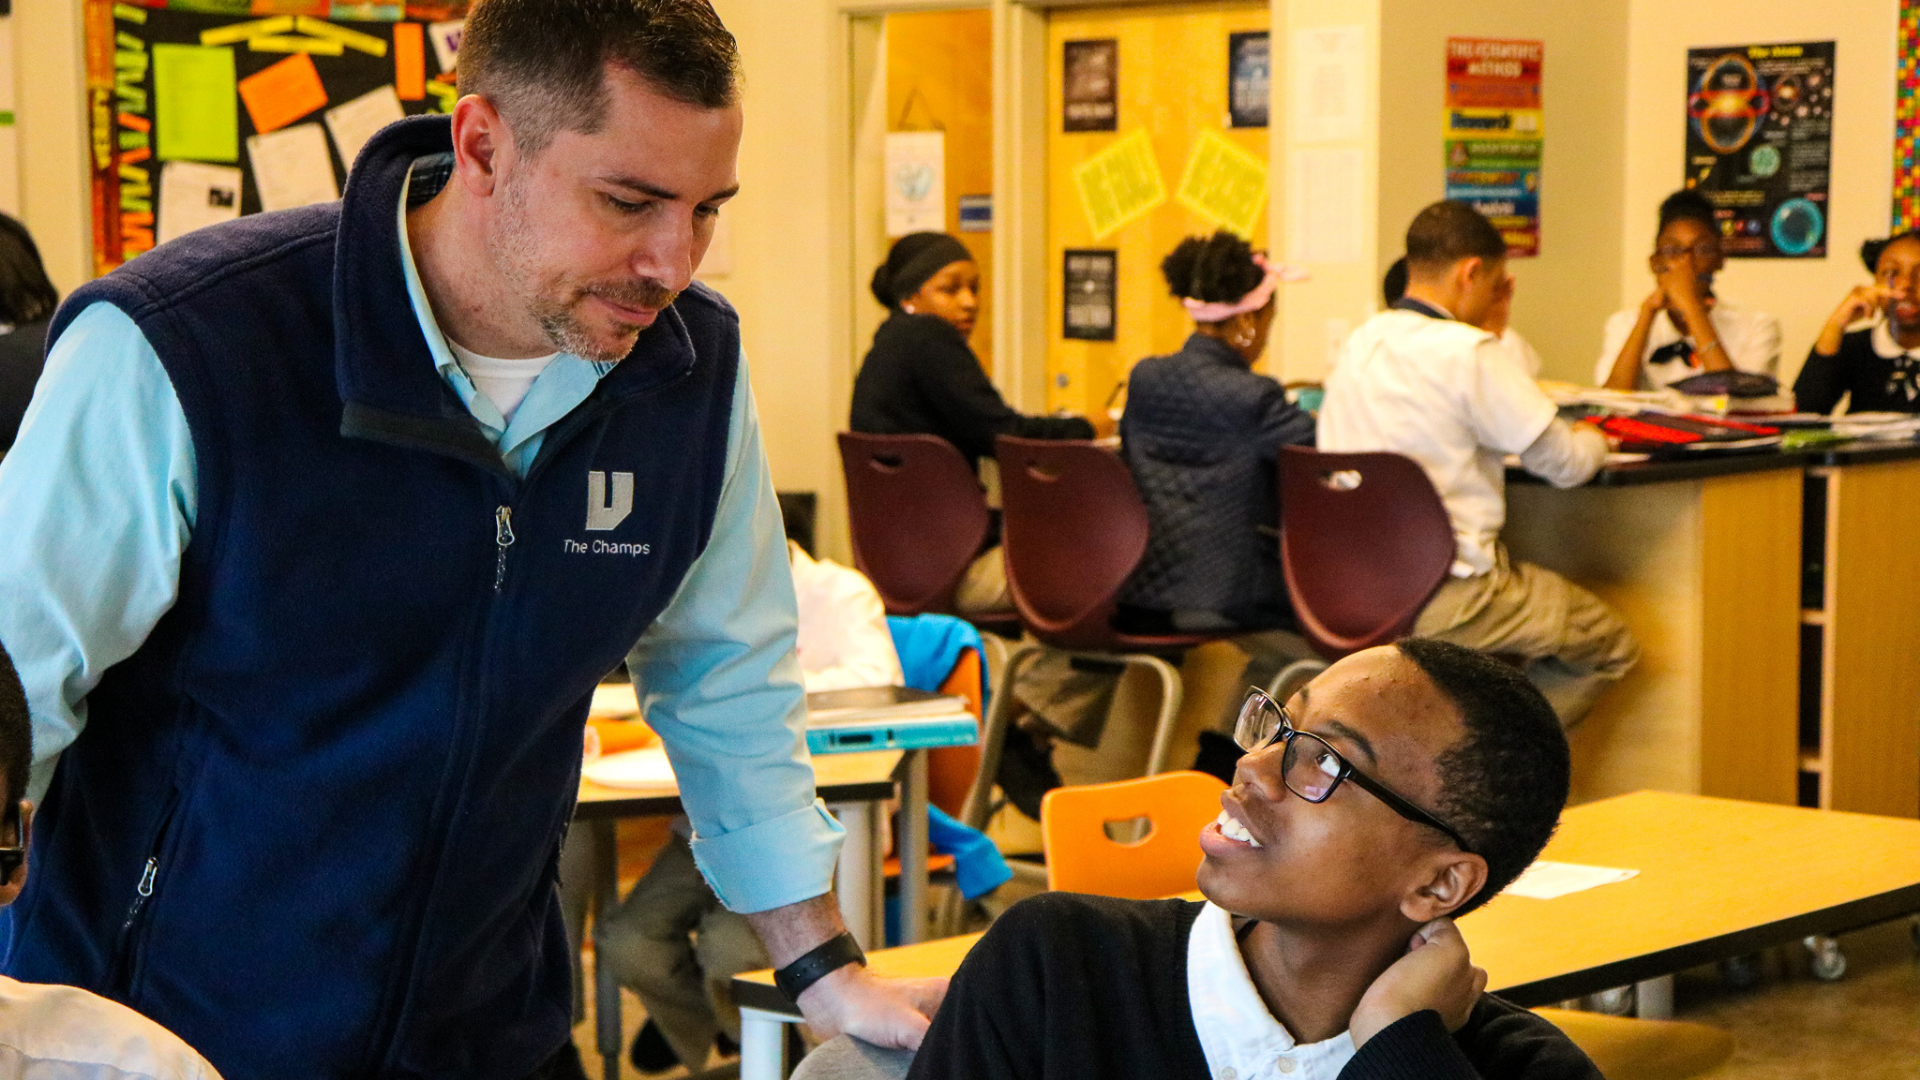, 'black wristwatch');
773,931,867,1004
